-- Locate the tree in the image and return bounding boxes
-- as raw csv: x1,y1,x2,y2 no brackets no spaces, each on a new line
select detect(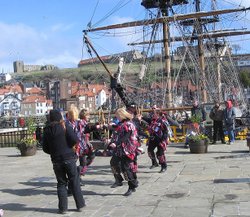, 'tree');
239,71,250,87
